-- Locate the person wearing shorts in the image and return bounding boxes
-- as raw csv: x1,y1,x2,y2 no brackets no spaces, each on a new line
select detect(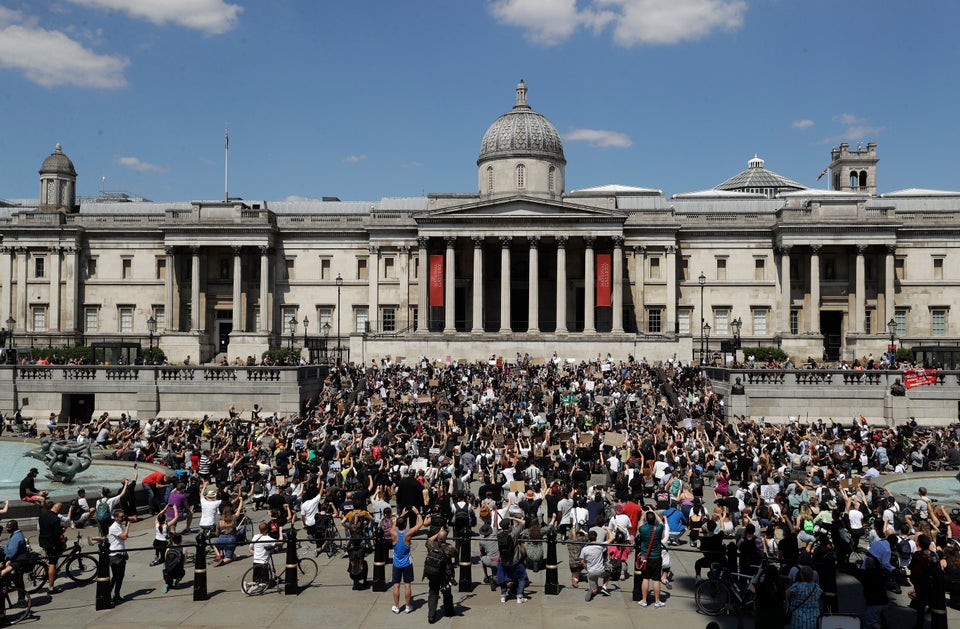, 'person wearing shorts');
390,507,426,614
635,508,665,608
